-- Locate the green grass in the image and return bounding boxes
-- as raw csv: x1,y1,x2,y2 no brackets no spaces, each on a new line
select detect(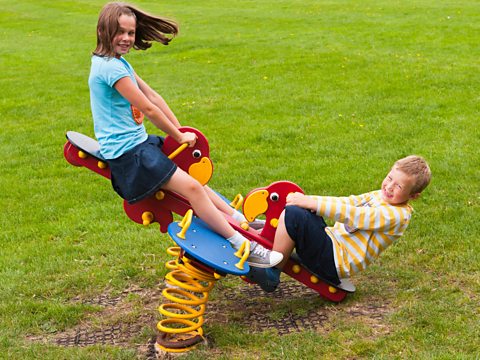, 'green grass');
1,0,479,358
